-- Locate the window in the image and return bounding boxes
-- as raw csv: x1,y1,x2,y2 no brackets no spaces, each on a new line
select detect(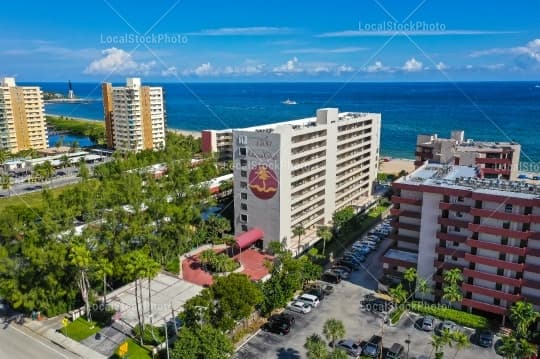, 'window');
452,256,458,261
453,241,459,247
239,147,247,156
241,225,248,231
241,170,247,177
505,204,513,213
241,192,247,200
457,196,464,202
240,214,248,222
240,181,247,189
241,203,247,210
240,159,247,167
454,226,461,232
503,221,510,229
456,211,463,218
238,135,247,145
